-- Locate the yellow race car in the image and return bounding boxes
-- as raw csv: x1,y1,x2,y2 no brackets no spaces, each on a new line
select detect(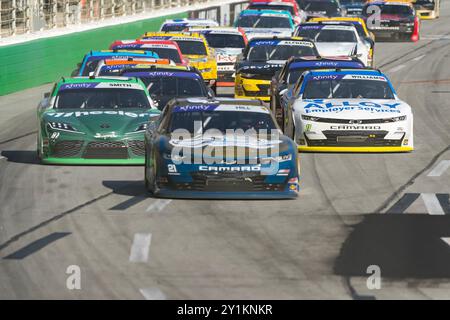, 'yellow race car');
309,17,376,67
234,36,318,102
141,32,218,86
